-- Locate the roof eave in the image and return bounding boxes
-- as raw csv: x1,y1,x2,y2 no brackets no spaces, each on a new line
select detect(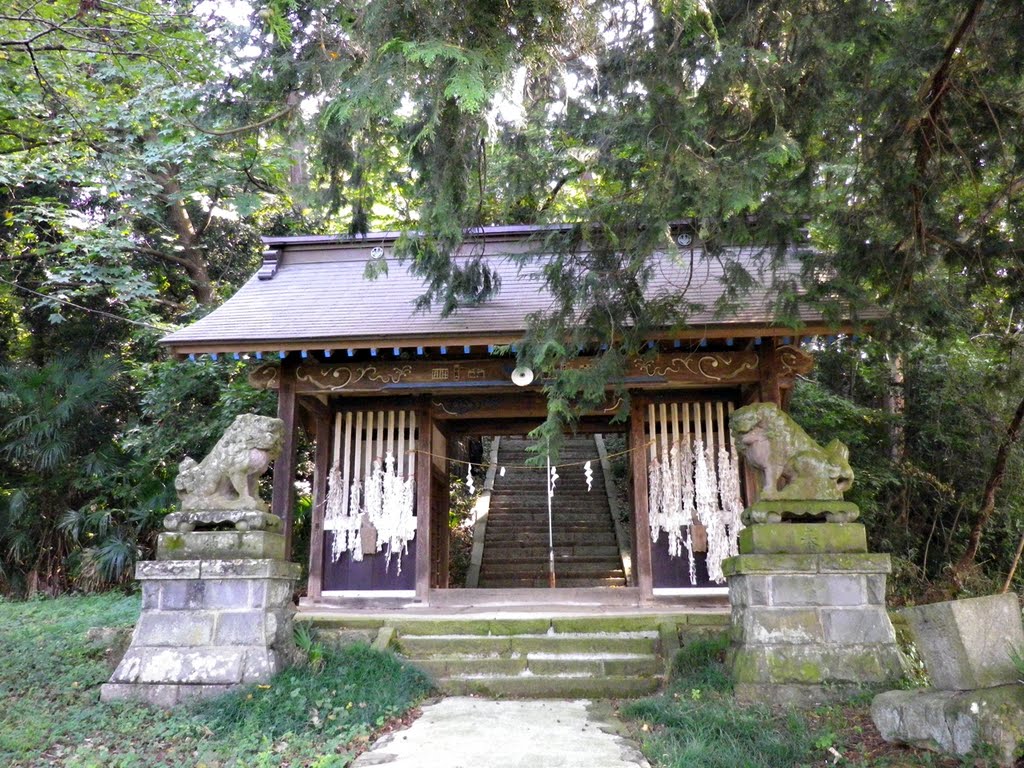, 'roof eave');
159,318,876,359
